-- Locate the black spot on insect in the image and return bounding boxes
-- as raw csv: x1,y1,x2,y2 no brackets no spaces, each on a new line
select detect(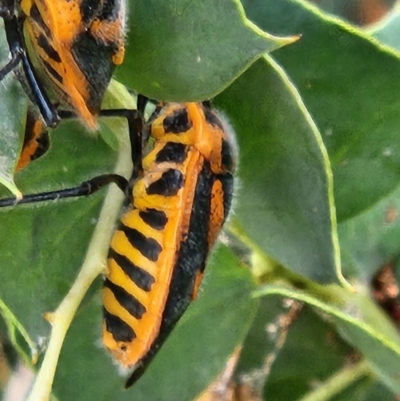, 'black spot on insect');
221,139,235,172
37,34,61,63
108,249,156,292
104,279,147,319
80,0,102,23
120,225,162,262
146,169,184,197
30,4,52,38
139,209,168,231
99,0,121,21
41,59,63,83
203,108,225,132
155,142,187,164
103,307,136,342
163,108,192,134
